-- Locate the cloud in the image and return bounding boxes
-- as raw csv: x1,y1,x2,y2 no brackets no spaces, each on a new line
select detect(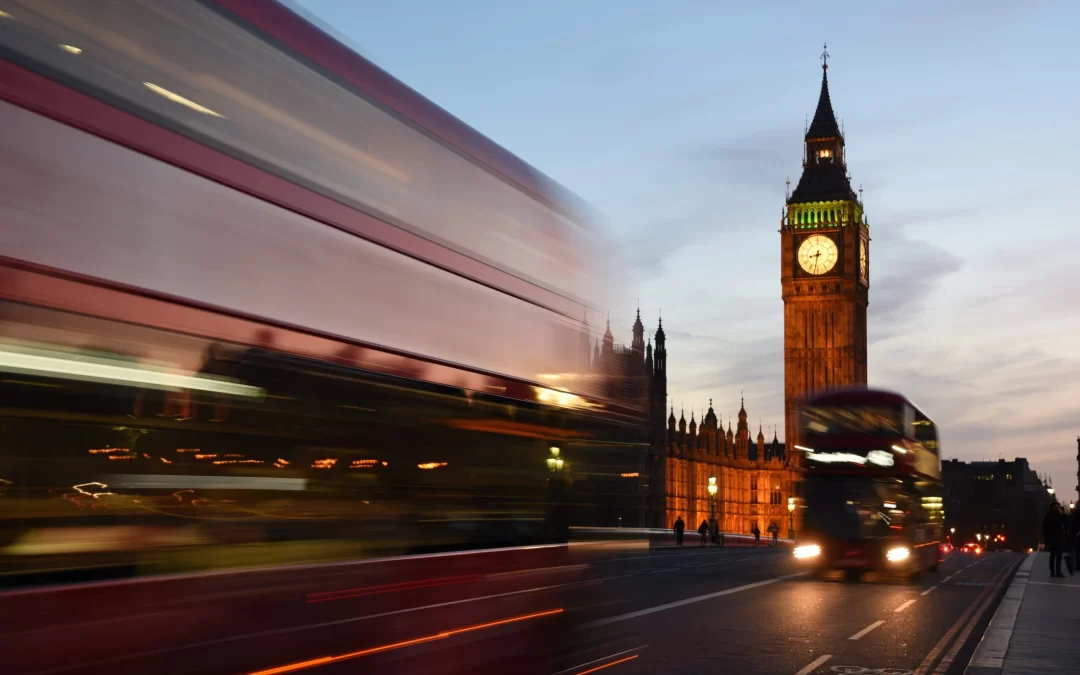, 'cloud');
868,235,962,337
618,211,714,280
665,334,785,426
682,127,798,195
